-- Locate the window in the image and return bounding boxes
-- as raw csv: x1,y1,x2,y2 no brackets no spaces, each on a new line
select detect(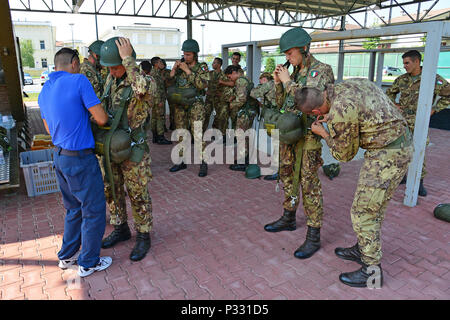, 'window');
40,40,45,50
41,58,48,68
131,33,138,45
146,33,152,45
160,34,165,45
